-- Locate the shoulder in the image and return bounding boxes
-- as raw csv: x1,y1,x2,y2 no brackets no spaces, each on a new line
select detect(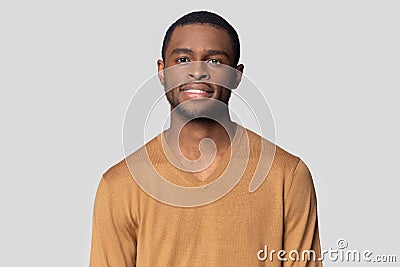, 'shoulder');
245,127,301,169
244,127,312,188
102,135,161,189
